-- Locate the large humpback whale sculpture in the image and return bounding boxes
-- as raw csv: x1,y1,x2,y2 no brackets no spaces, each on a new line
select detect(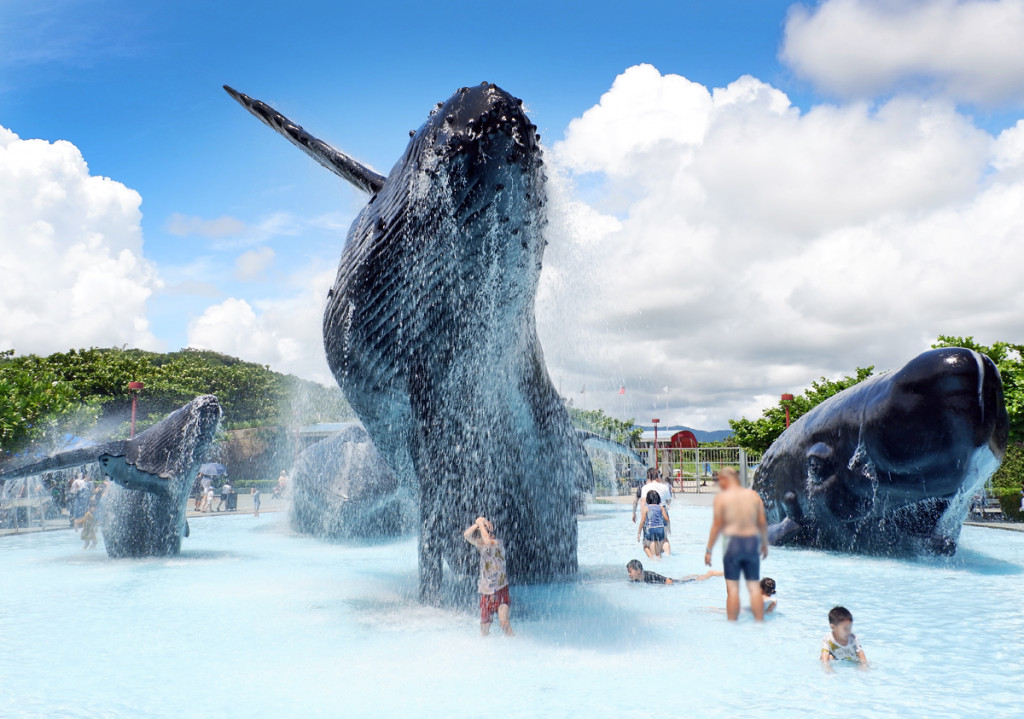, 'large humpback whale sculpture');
753,348,1007,556
225,83,642,600
0,395,221,557
290,423,416,540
